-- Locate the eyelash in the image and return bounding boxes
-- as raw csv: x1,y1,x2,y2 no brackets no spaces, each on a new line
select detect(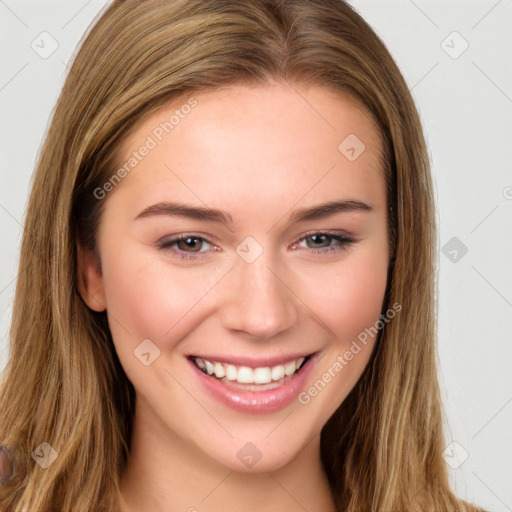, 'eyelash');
156,231,355,261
